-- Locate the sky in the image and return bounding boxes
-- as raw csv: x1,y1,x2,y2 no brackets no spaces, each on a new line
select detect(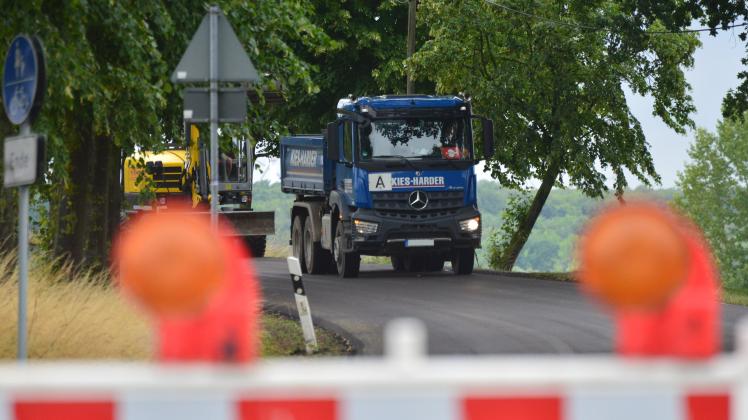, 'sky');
626,27,745,187
254,29,746,188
